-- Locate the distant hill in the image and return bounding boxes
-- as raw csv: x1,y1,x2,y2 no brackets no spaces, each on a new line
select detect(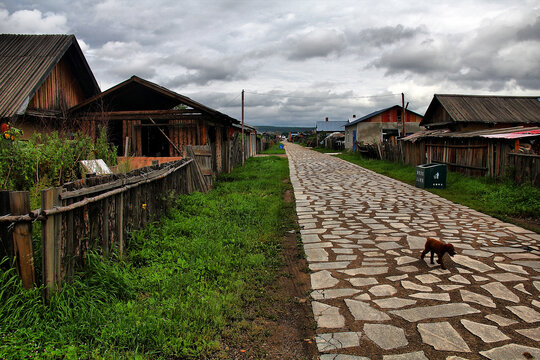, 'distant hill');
255,125,313,135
